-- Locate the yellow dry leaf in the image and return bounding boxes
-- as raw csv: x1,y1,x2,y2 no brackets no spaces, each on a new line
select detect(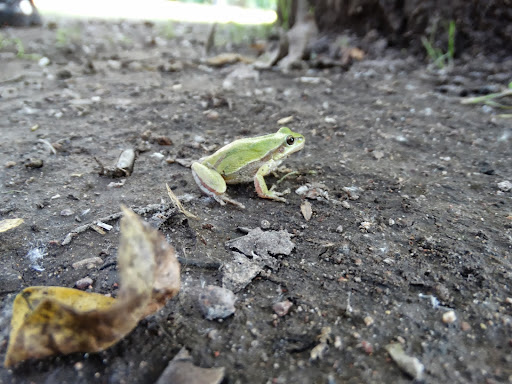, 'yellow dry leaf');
0,218,24,233
5,287,116,367
206,53,253,67
4,206,180,367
